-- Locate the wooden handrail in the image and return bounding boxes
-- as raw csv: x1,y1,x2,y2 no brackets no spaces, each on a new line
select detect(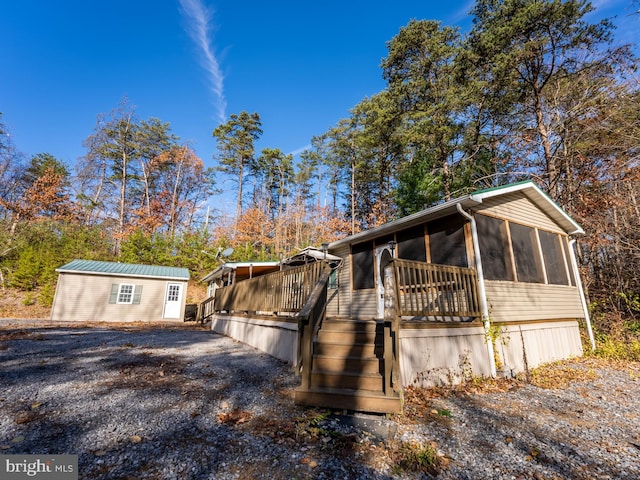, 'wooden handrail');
197,295,216,324
296,263,332,391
